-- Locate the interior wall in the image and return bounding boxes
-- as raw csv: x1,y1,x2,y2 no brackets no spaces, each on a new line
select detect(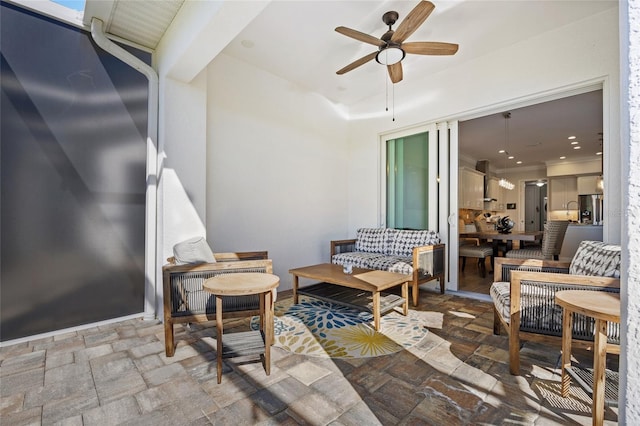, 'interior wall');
206,54,350,290
346,7,621,244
